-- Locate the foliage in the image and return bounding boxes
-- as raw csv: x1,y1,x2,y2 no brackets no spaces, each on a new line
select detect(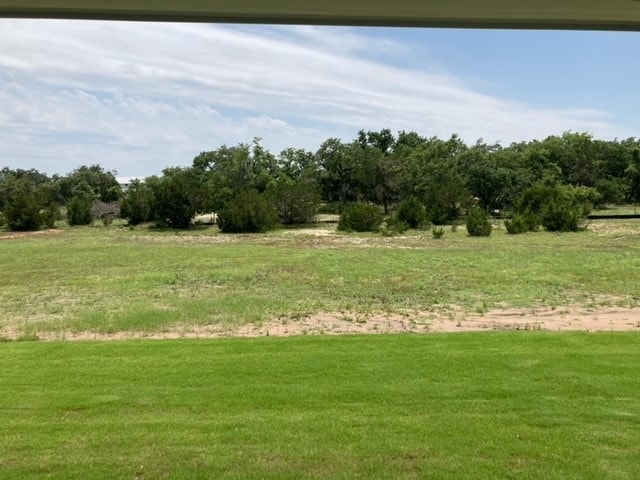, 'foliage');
504,213,531,235
432,226,445,239
5,132,640,230
41,204,60,229
193,139,279,213
266,177,320,225
217,191,279,233
381,216,408,236
120,180,154,226
3,183,42,231
58,164,121,203
67,195,94,226
396,196,427,229
515,181,597,233
337,202,384,232
466,206,492,237
149,167,204,229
